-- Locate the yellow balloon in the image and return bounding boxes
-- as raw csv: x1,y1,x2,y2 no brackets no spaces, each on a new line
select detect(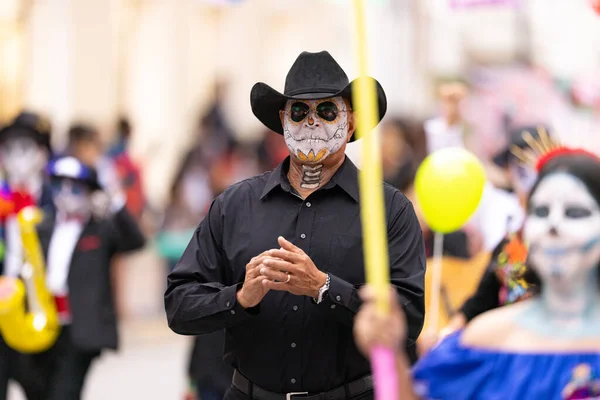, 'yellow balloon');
415,148,486,234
